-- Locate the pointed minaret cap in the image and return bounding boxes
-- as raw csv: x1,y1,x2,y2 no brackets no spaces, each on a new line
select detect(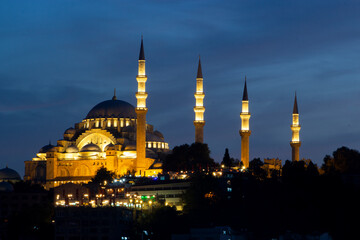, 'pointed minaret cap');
197,56,203,78
112,88,117,100
139,35,145,60
242,76,248,101
293,92,299,114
